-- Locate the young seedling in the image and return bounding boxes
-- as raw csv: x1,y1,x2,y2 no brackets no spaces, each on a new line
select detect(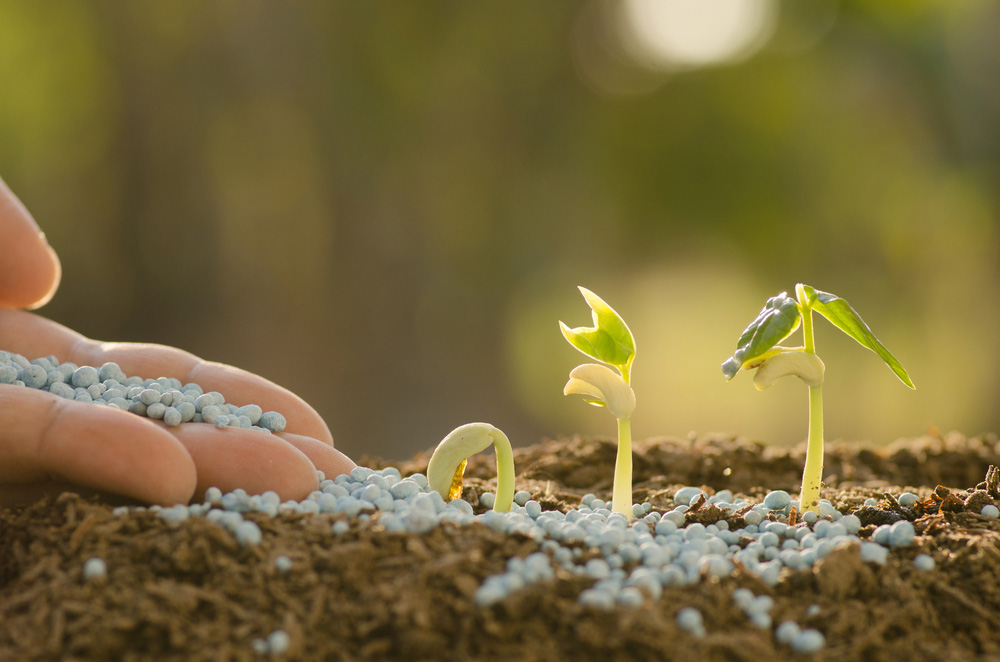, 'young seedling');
427,422,515,512
722,284,914,513
560,287,637,519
